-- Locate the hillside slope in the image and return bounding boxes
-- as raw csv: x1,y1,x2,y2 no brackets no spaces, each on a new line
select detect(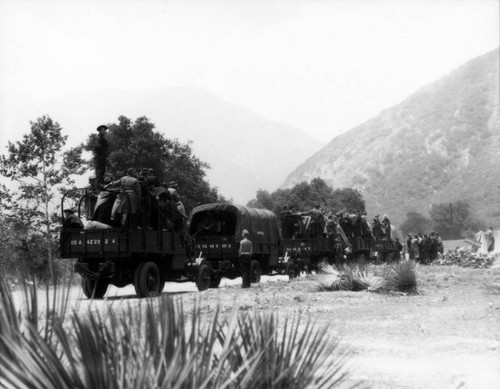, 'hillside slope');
283,48,500,226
